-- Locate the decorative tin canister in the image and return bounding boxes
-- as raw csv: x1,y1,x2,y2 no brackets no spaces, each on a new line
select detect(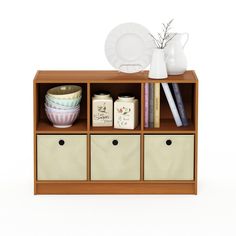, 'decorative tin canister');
114,94,138,129
92,91,113,127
